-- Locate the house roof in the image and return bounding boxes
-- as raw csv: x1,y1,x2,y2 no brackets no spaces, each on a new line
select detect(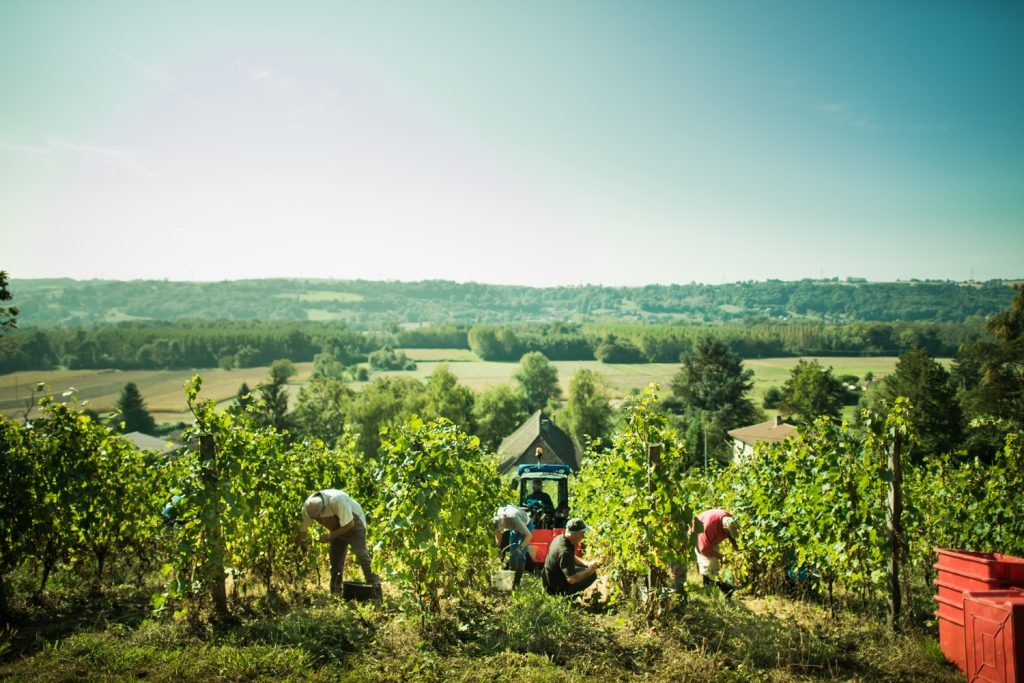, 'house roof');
121,431,179,455
727,418,798,447
497,410,580,474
